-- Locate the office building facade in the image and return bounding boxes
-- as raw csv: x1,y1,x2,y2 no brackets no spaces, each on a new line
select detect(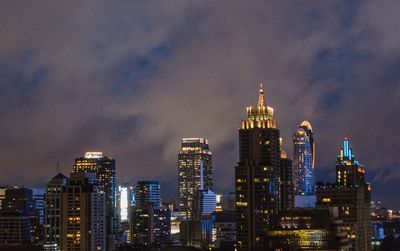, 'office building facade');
178,138,212,220
196,190,216,217
0,210,32,246
153,206,172,244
